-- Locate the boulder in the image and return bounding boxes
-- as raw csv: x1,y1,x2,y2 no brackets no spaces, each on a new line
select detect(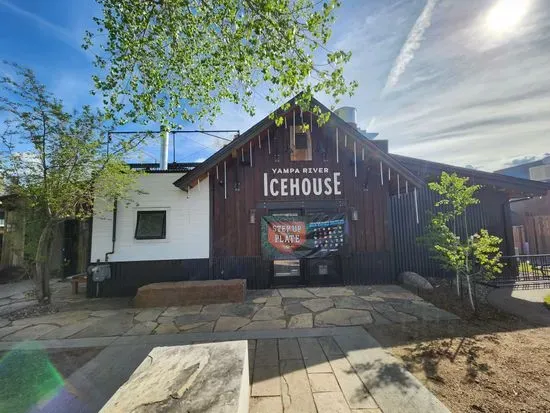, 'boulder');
398,271,434,292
